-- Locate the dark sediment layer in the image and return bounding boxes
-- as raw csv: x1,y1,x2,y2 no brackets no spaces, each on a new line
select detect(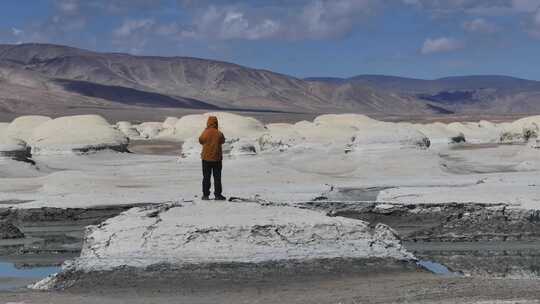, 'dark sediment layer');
0,147,34,164
298,201,540,278
0,221,25,239
3,199,540,288
0,204,150,266
46,258,421,291
298,201,540,242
